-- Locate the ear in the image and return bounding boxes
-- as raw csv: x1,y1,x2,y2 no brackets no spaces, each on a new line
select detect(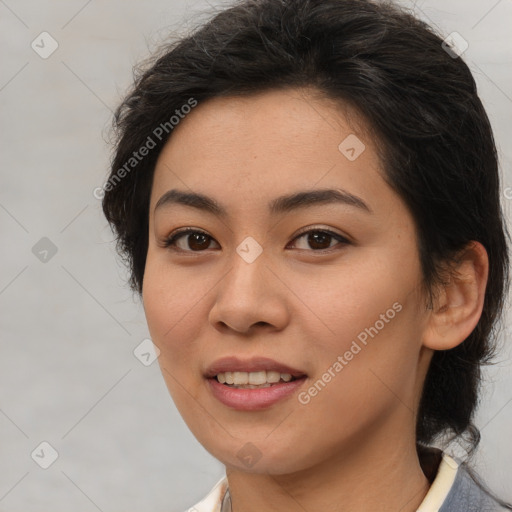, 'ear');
422,241,489,351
